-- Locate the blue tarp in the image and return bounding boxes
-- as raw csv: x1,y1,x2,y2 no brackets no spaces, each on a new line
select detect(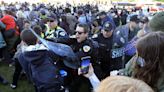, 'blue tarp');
31,29,79,69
